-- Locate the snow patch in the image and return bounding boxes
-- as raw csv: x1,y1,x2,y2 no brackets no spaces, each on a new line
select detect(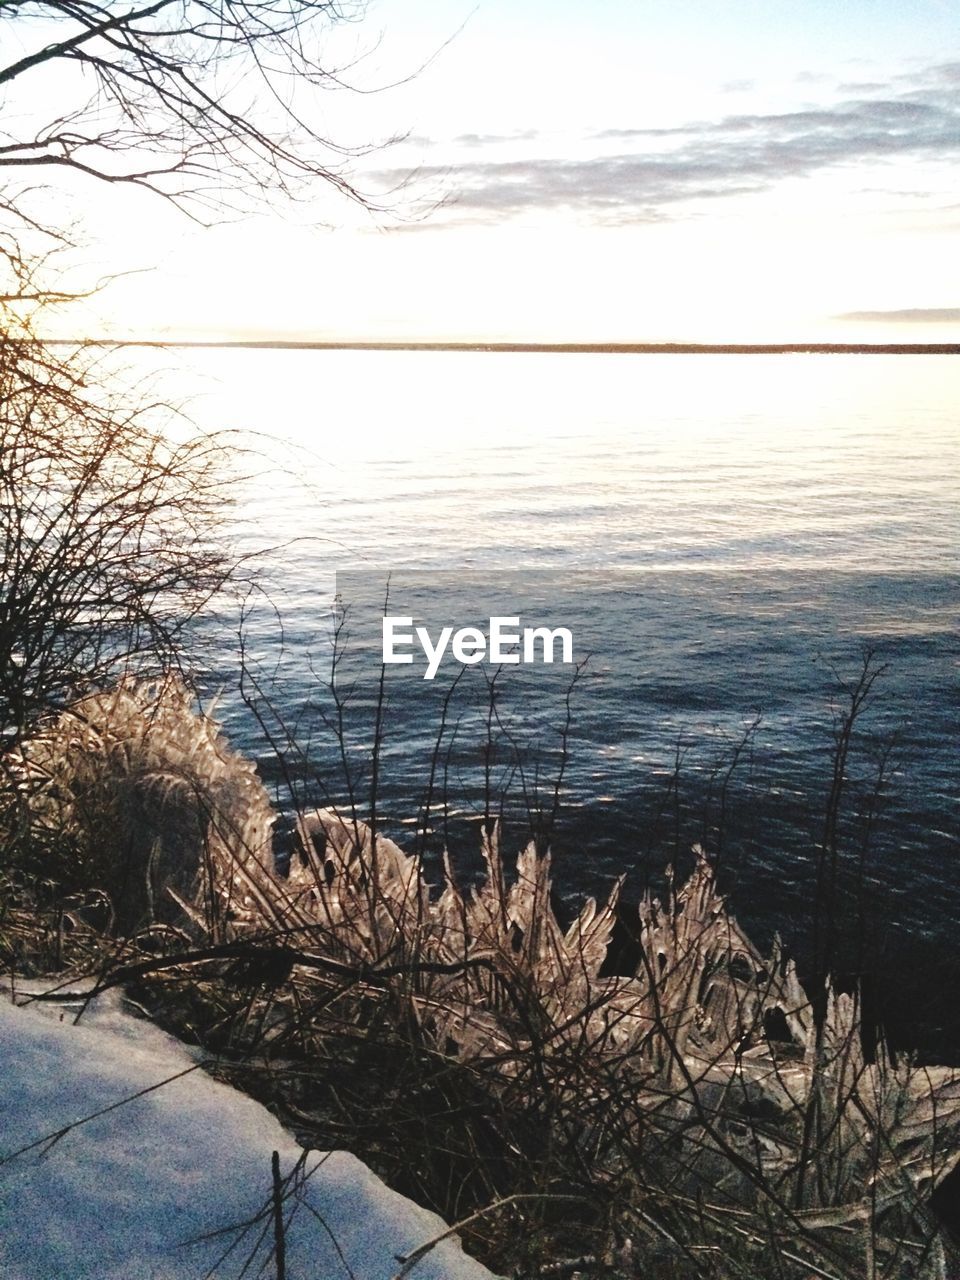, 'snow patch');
0,989,500,1280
